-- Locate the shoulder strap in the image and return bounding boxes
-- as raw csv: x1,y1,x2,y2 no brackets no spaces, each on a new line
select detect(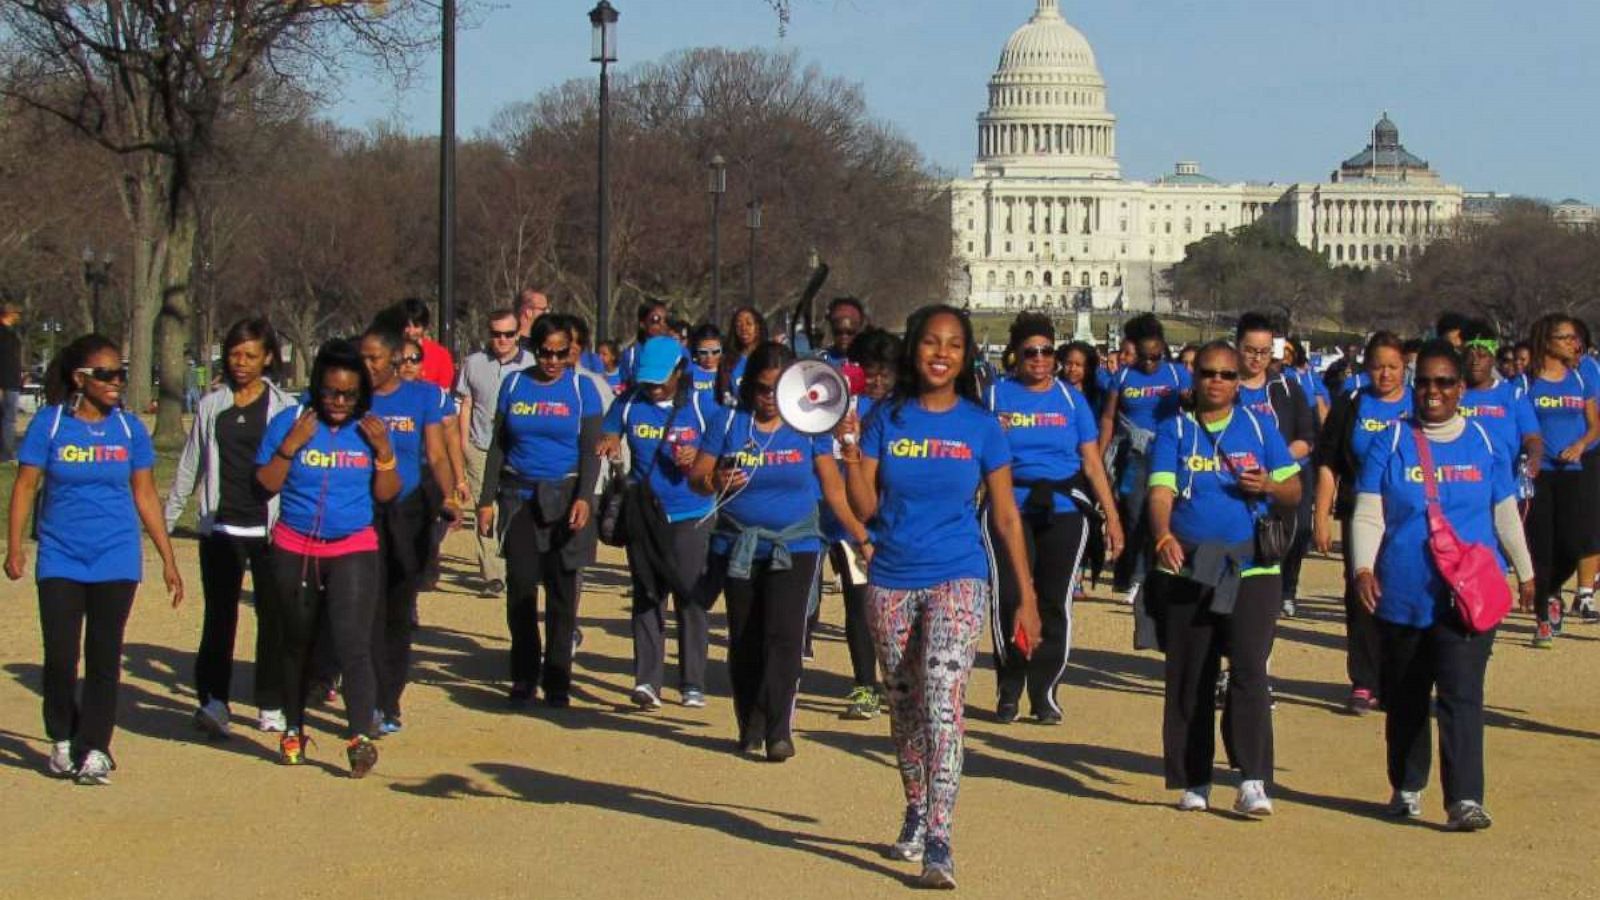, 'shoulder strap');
1469,419,1495,455
114,409,133,439
1409,424,1441,508
48,404,64,440
620,396,636,431
1242,407,1266,443
1057,380,1075,410
1168,362,1181,388
572,371,584,417
986,383,997,412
